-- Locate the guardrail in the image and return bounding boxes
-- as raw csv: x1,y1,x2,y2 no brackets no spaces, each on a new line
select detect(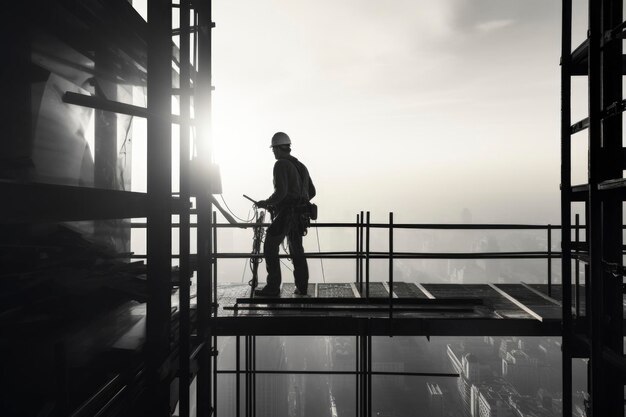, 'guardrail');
131,212,565,307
